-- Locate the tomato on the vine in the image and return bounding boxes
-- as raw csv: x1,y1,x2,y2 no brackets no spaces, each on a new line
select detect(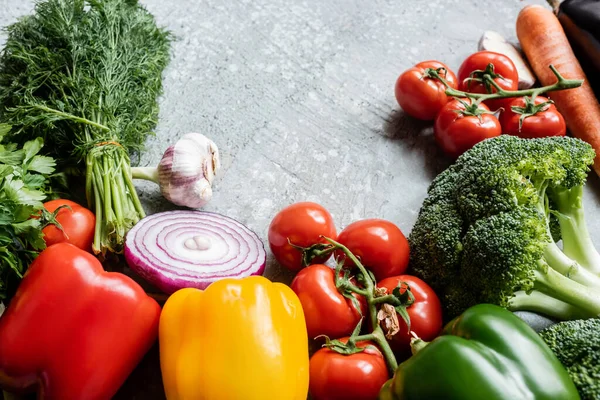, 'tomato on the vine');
457,51,519,111
395,61,458,121
434,98,502,158
500,96,566,138
376,275,442,359
291,264,366,340
336,219,409,281
309,338,389,400
42,199,95,252
268,202,337,272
